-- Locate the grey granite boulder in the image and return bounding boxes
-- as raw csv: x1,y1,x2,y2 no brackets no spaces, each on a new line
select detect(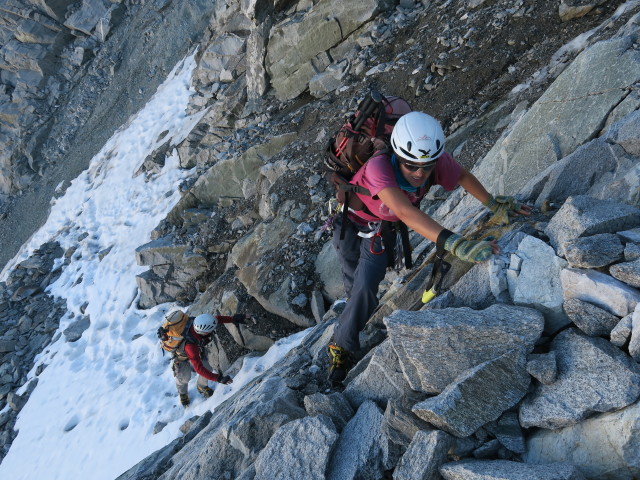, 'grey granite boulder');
525,400,640,480
148,374,306,479
344,339,414,409
563,233,624,268
15,18,58,44
315,240,344,302
545,196,640,258
530,139,626,209
196,33,246,84
304,392,354,432
607,109,640,156
64,0,112,38
232,214,314,327
384,305,544,394
625,242,640,261
393,430,453,480
135,236,208,276
62,315,90,342
559,0,610,22
526,352,557,385
561,267,640,317
326,400,388,480
254,415,338,480
474,34,640,197
412,350,530,438
519,328,640,429
610,259,640,288
181,133,297,209
506,235,569,333
486,412,526,454
440,459,585,480
628,304,640,362
563,297,620,337
309,60,348,98
382,397,433,449
610,313,633,347
618,228,640,243
439,260,495,310
265,0,388,100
